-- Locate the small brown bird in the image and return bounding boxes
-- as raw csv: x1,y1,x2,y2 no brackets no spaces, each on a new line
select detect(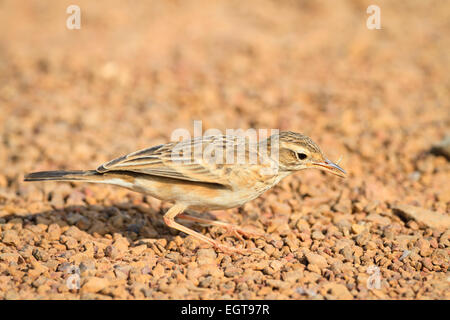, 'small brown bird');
25,131,346,253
